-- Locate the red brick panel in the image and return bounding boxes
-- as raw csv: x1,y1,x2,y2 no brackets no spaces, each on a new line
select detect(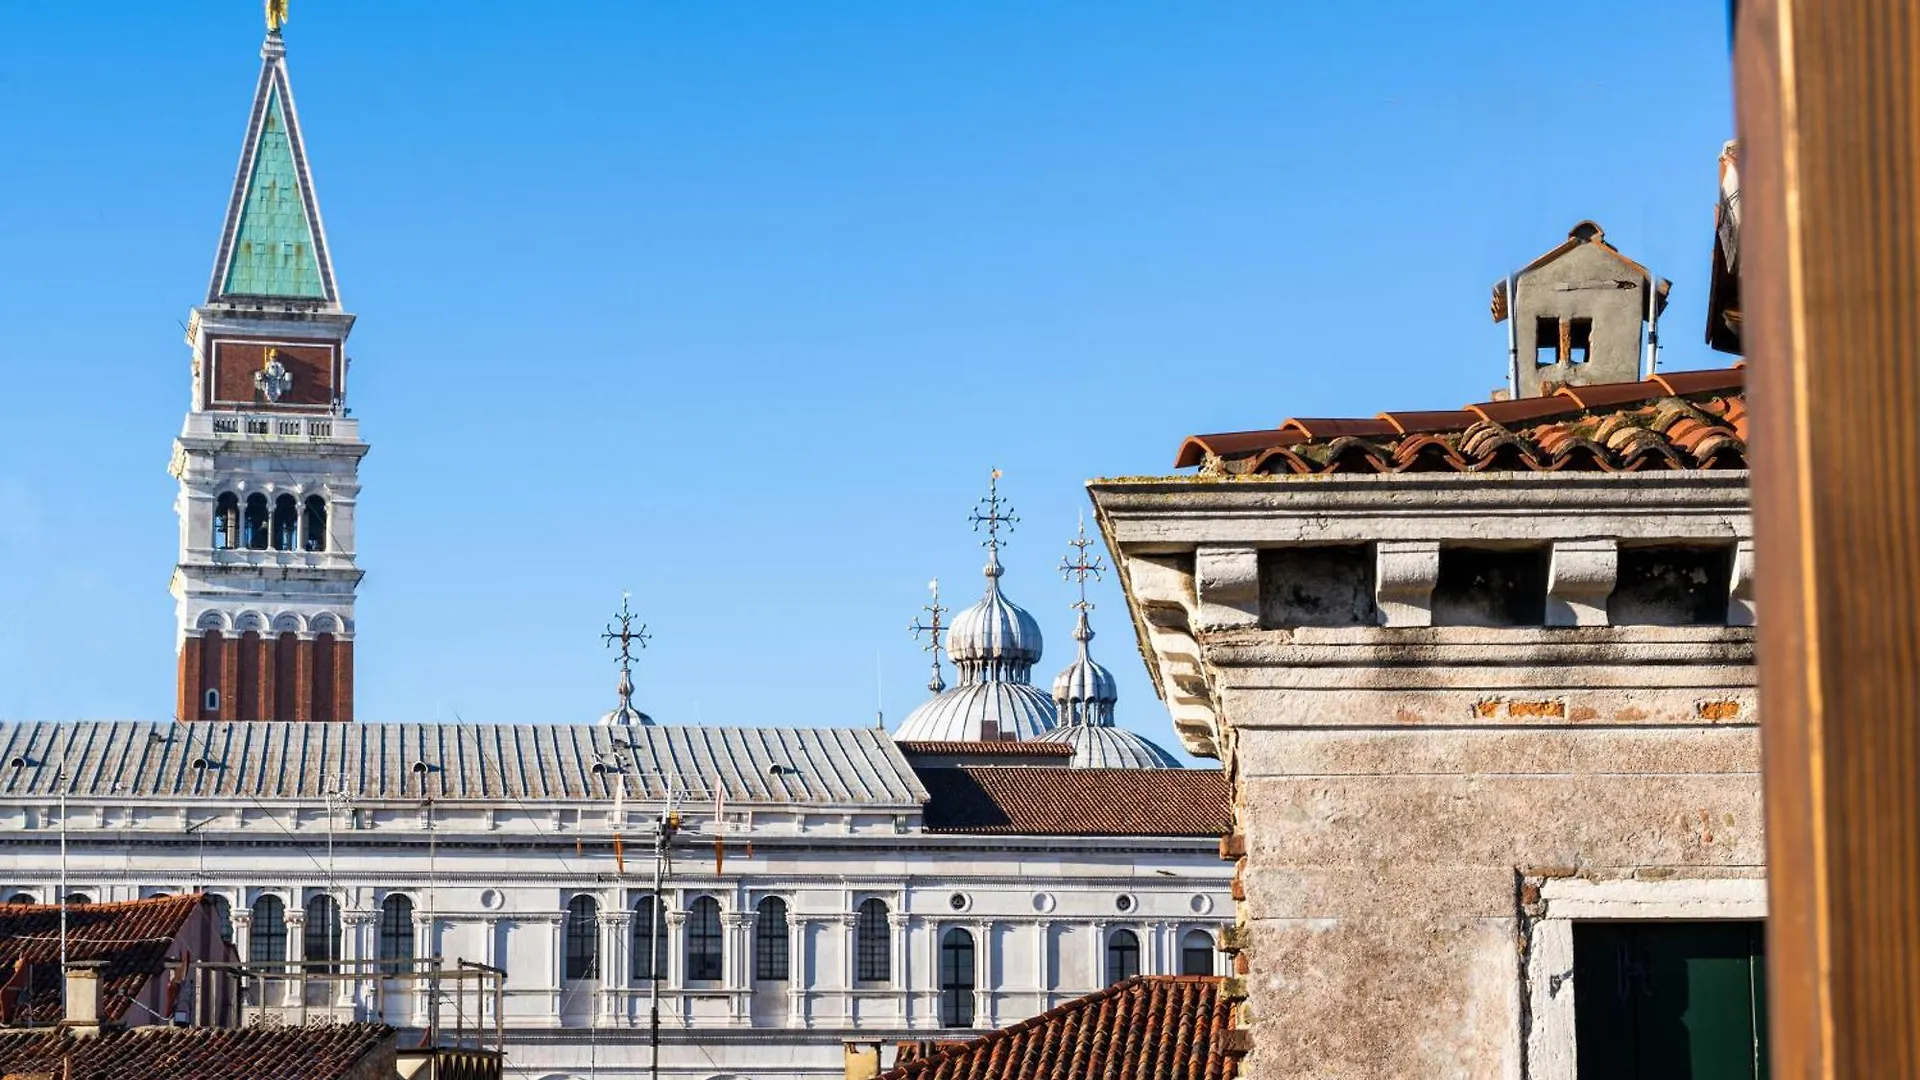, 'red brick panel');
206,339,339,410
177,637,203,723
333,640,354,723
274,632,298,722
